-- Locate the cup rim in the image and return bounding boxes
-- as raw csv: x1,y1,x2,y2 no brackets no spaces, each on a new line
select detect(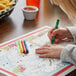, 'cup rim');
22,6,39,12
